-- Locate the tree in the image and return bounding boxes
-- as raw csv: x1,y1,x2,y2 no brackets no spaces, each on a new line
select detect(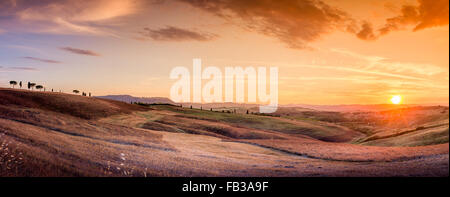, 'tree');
73,90,80,94
19,81,22,89
35,85,44,91
29,83,36,90
27,82,31,90
9,81,17,88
